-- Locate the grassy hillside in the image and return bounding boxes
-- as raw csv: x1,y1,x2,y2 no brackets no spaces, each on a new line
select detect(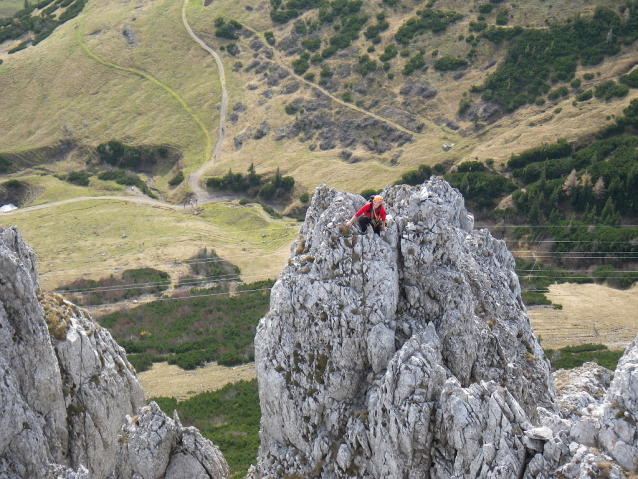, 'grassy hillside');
4,0,638,203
